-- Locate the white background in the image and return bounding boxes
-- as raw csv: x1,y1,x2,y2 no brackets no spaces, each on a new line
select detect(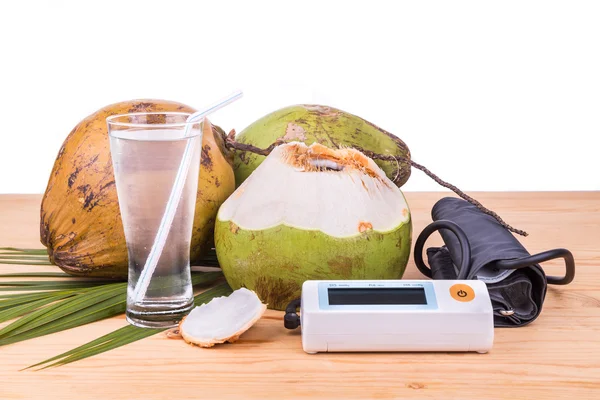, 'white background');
1,0,598,193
